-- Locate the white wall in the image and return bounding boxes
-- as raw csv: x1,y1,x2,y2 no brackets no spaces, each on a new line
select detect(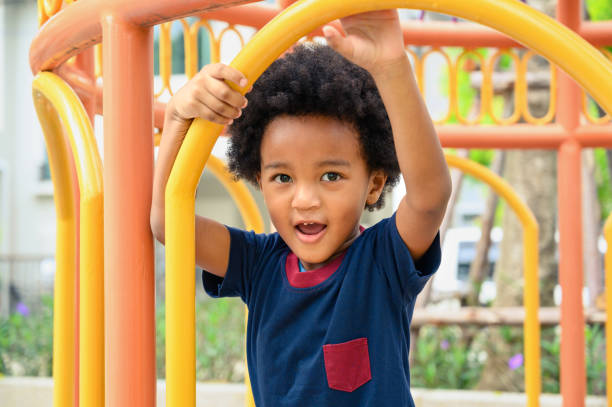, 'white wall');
1,0,56,257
